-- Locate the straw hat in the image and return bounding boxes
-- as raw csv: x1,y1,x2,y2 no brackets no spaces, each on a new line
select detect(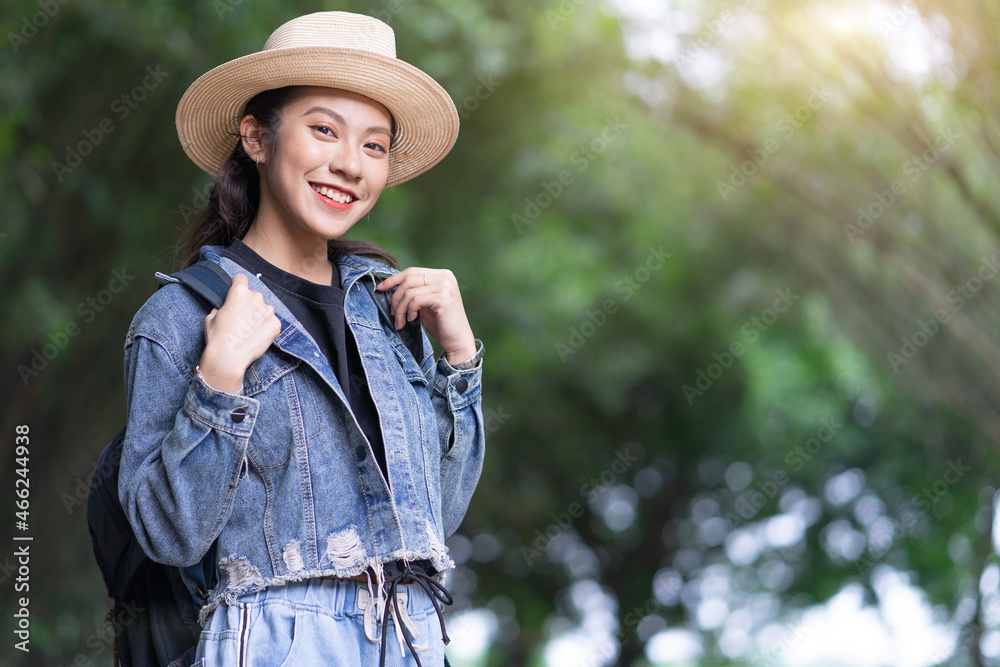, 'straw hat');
175,11,459,187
